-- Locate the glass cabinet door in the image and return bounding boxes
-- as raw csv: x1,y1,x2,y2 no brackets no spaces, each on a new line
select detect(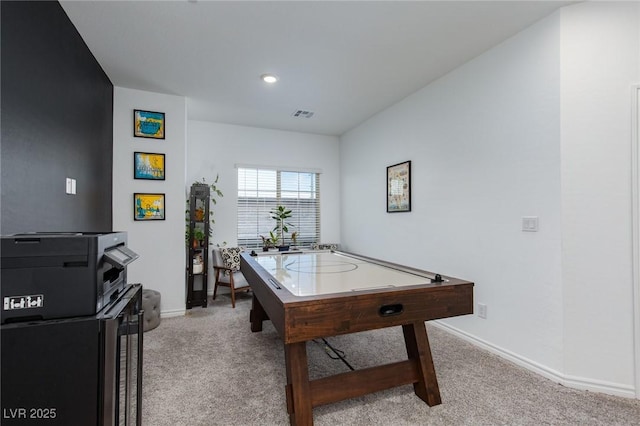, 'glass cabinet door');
102,284,143,426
